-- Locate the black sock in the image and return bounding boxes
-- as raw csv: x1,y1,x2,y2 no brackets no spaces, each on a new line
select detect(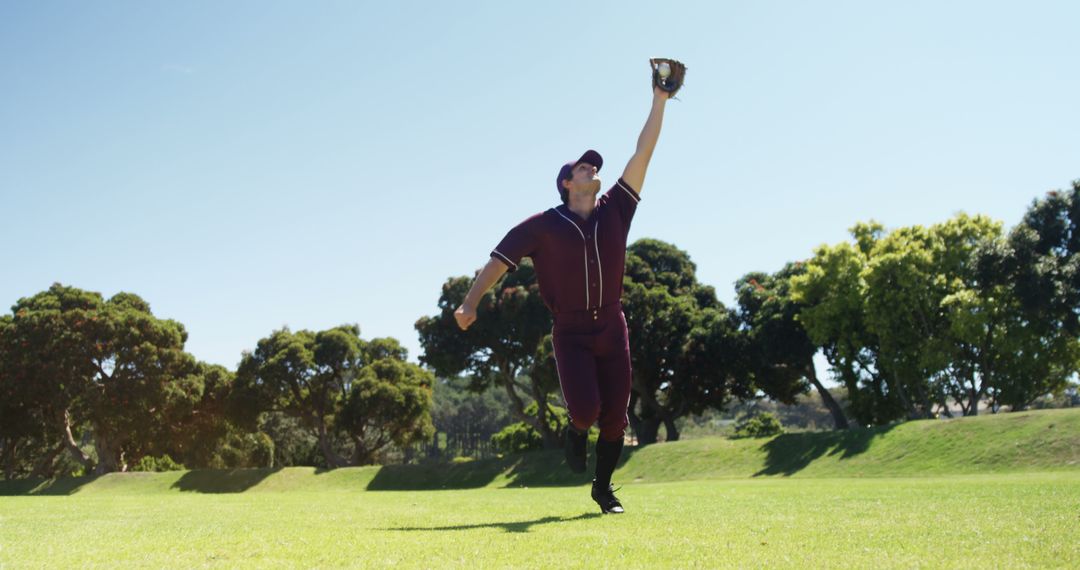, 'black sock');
593,437,624,490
